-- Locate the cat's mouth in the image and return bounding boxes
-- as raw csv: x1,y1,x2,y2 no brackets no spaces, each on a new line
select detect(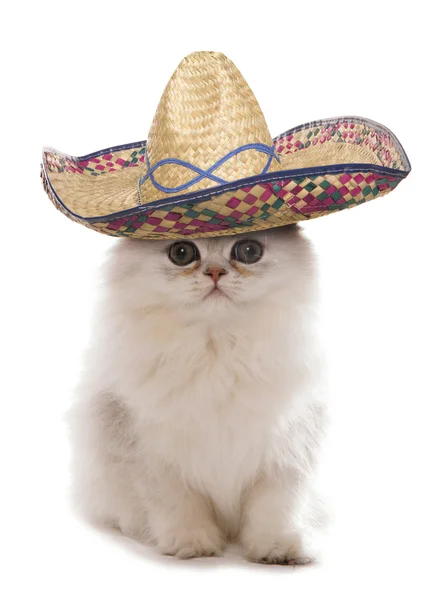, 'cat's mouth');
204,286,231,302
